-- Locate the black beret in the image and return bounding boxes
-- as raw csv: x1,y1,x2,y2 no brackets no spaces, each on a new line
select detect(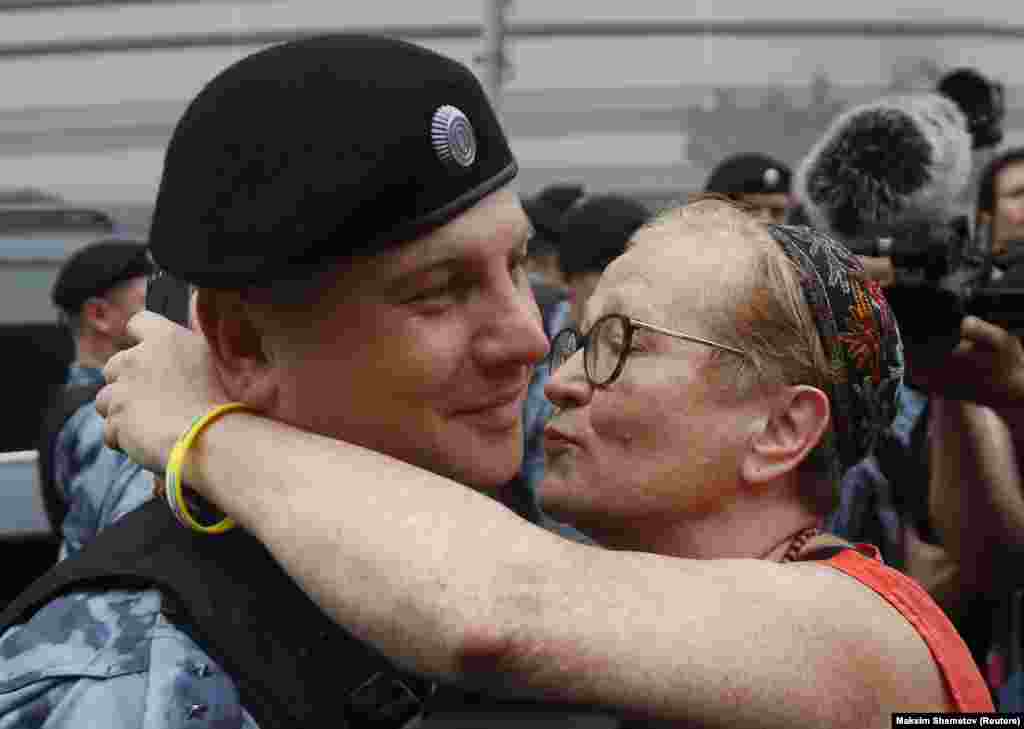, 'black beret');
150,35,518,289
705,153,792,196
558,195,650,278
52,239,152,314
524,184,584,242
534,184,586,216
